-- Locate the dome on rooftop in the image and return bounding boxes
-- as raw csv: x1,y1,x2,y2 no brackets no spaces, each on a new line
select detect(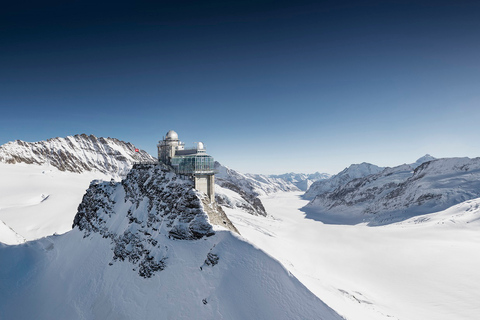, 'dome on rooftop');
165,130,178,141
